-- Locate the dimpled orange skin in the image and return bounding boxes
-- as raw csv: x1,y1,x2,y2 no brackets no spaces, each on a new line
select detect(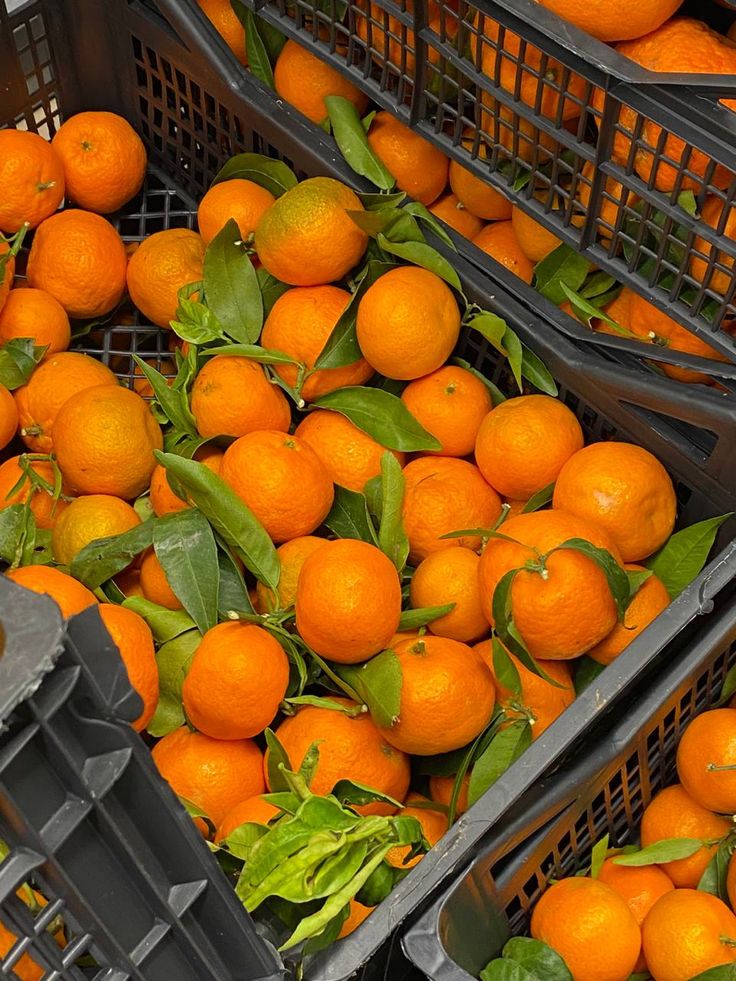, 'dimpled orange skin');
14,351,117,454
380,636,496,756
692,195,736,298
0,288,71,356
367,112,448,206
401,366,493,458
0,455,69,530
540,0,682,42
255,177,369,287
197,179,276,245
126,228,206,328
0,384,17,451
183,622,290,740
273,40,368,124
474,395,584,501
597,859,674,973
356,267,461,381
221,430,334,543
642,889,736,981
0,129,65,233
255,535,326,613
190,355,292,438
294,410,405,492
402,456,503,564
51,111,147,214
98,604,159,732
261,285,373,401
152,727,266,827
589,565,670,665
530,877,641,981
676,708,736,814
472,222,535,284
270,700,411,816
510,206,563,264
53,385,163,499
51,494,141,566
295,538,402,663
640,784,730,888
27,210,128,319
478,510,623,660
215,796,282,844
553,441,677,563
410,547,489,644
197,0,247,65
429,194,485,240
139,549,183,611
449,156,513,221
6,565,98,619
386,793,449,868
